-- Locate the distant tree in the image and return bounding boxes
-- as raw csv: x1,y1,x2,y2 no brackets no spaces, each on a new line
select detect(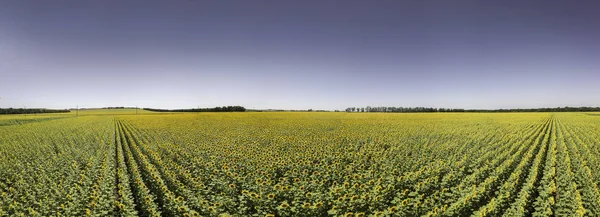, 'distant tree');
343,106,600,113
143,106,246,113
